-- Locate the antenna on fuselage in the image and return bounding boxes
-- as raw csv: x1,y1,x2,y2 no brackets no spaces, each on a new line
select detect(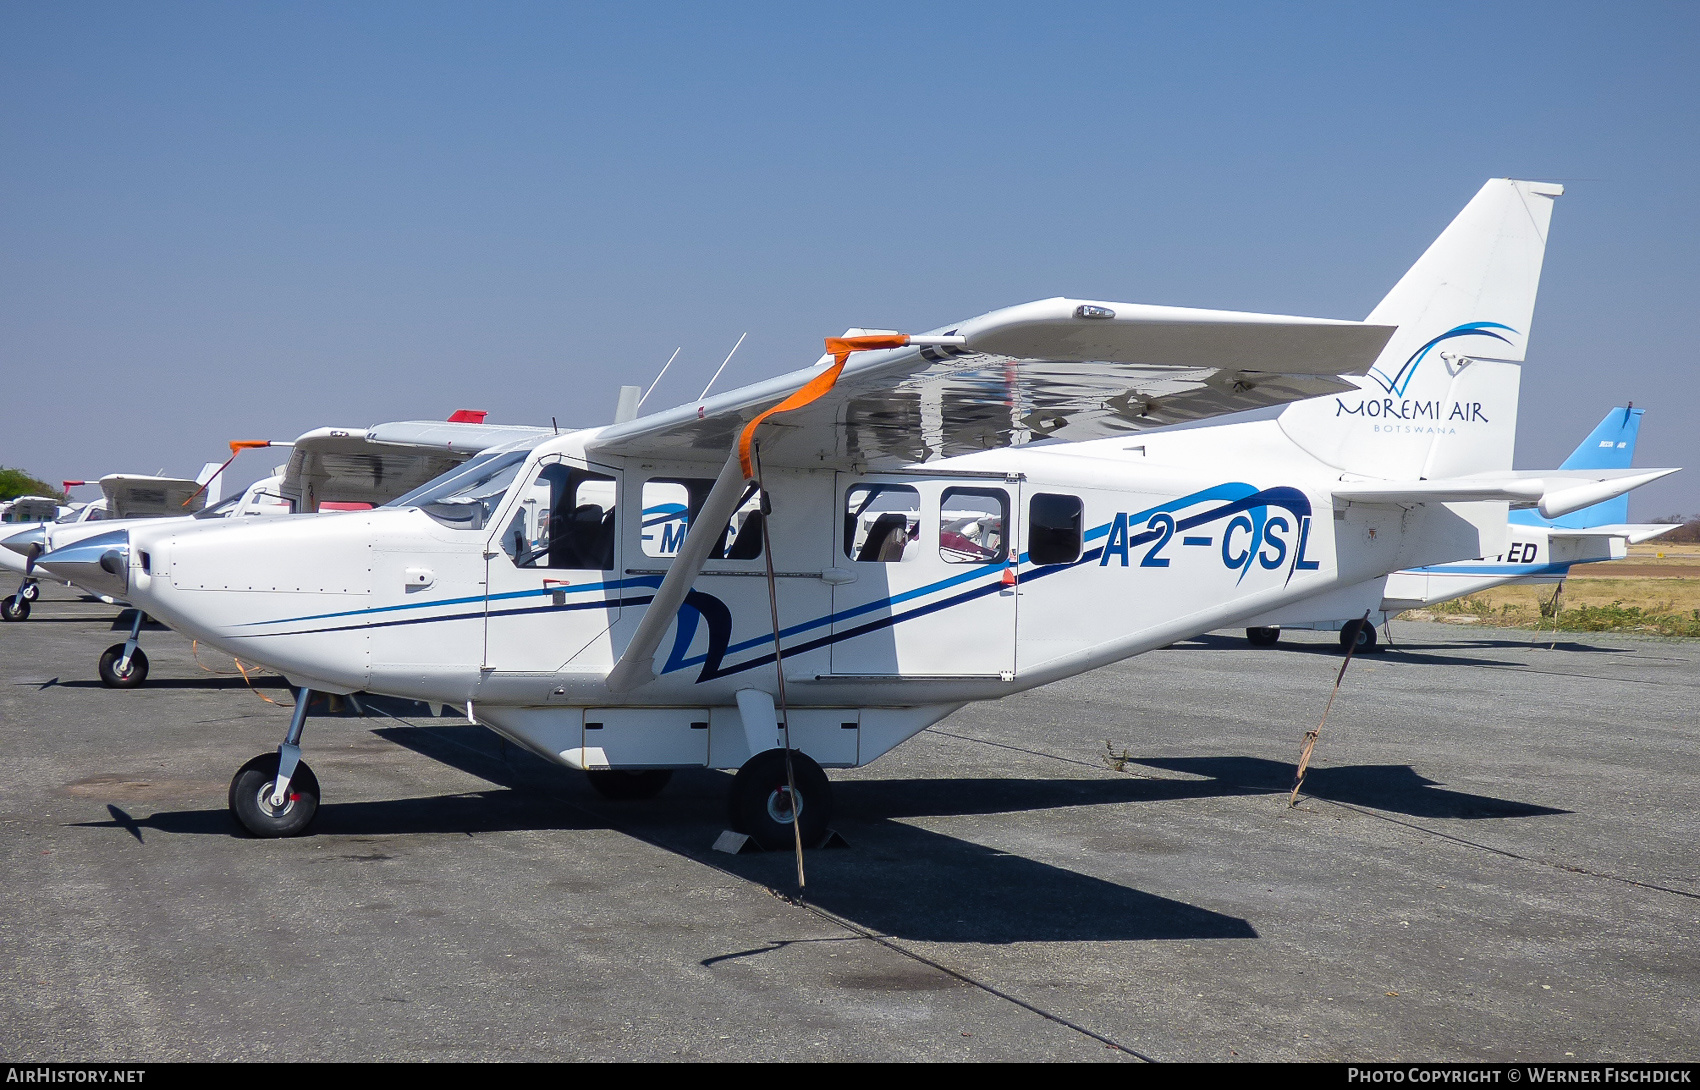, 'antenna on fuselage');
639,348,682,409
698,333,748,402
